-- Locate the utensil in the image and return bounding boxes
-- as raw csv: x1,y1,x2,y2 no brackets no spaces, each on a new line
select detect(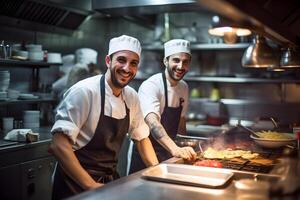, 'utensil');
237,124,261,138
